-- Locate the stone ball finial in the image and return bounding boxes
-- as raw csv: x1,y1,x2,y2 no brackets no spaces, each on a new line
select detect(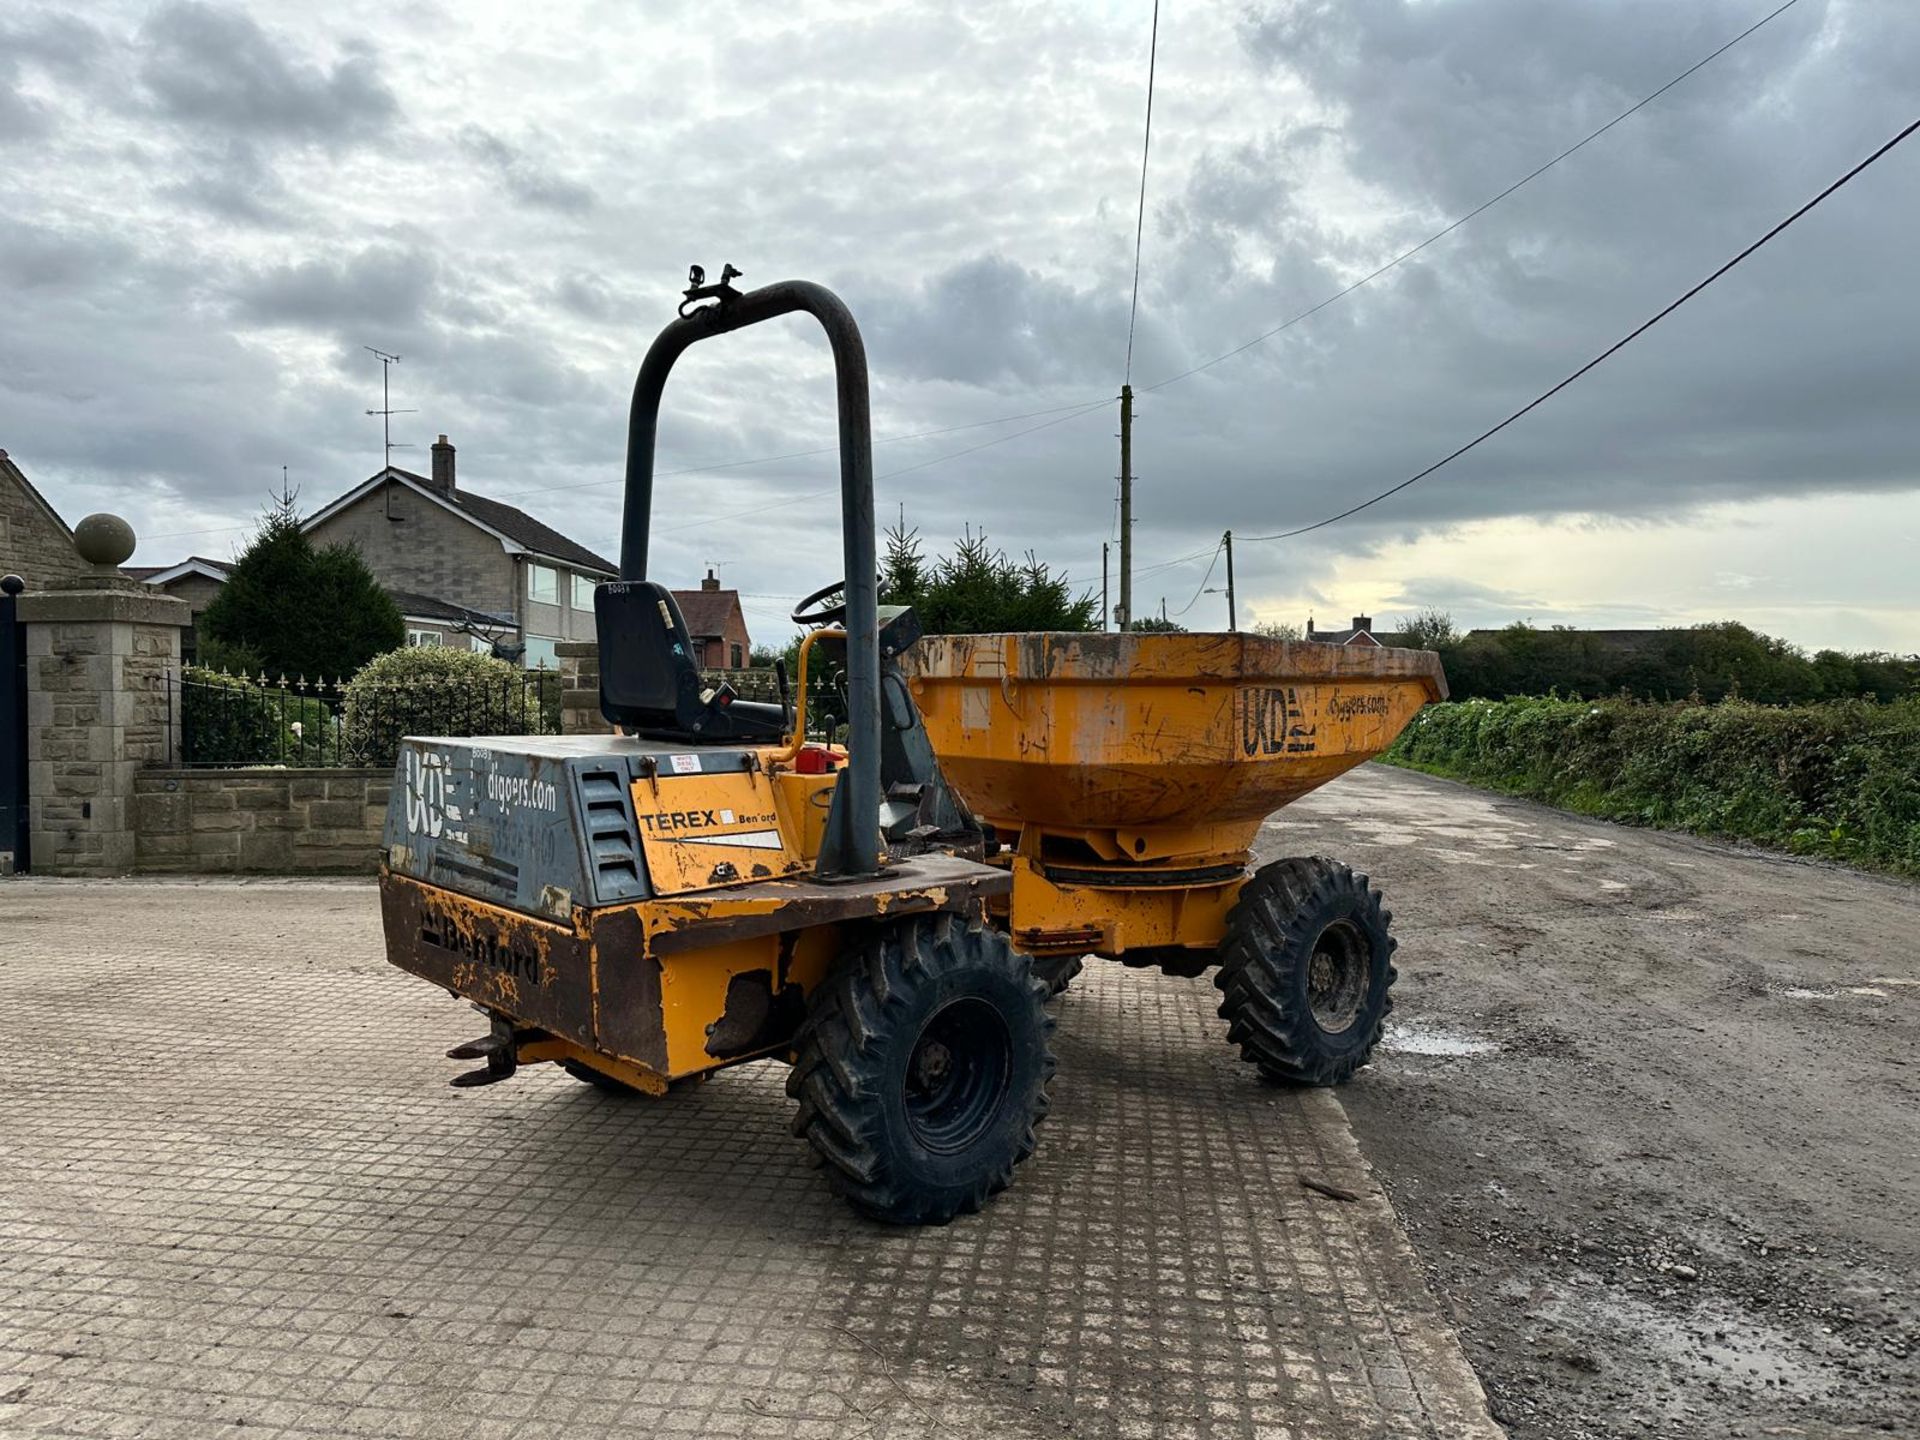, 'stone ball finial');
74,513,137,567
